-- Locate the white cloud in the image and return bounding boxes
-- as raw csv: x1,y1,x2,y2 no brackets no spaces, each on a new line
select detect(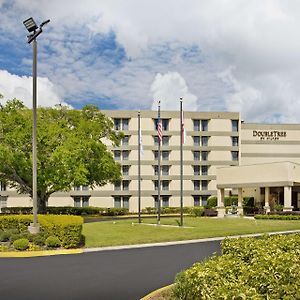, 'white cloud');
150,72,198,111
0,69,62,107
3,1,300,122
